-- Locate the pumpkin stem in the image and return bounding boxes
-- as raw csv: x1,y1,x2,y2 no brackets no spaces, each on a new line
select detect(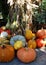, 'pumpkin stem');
0,41,2,45
1,44,6,49
45,45,46,47
25,42,28,47
25,47,28,51
41,27,44,30
32,37,36,40
43,38,46,41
